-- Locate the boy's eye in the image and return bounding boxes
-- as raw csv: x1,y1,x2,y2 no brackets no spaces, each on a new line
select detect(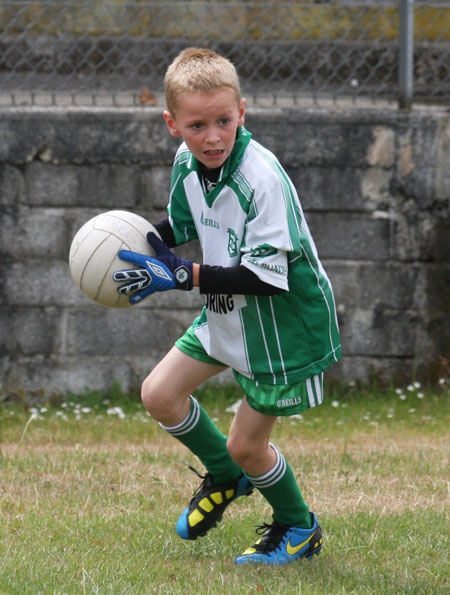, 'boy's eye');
219,118,230,126
191,122,203,130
